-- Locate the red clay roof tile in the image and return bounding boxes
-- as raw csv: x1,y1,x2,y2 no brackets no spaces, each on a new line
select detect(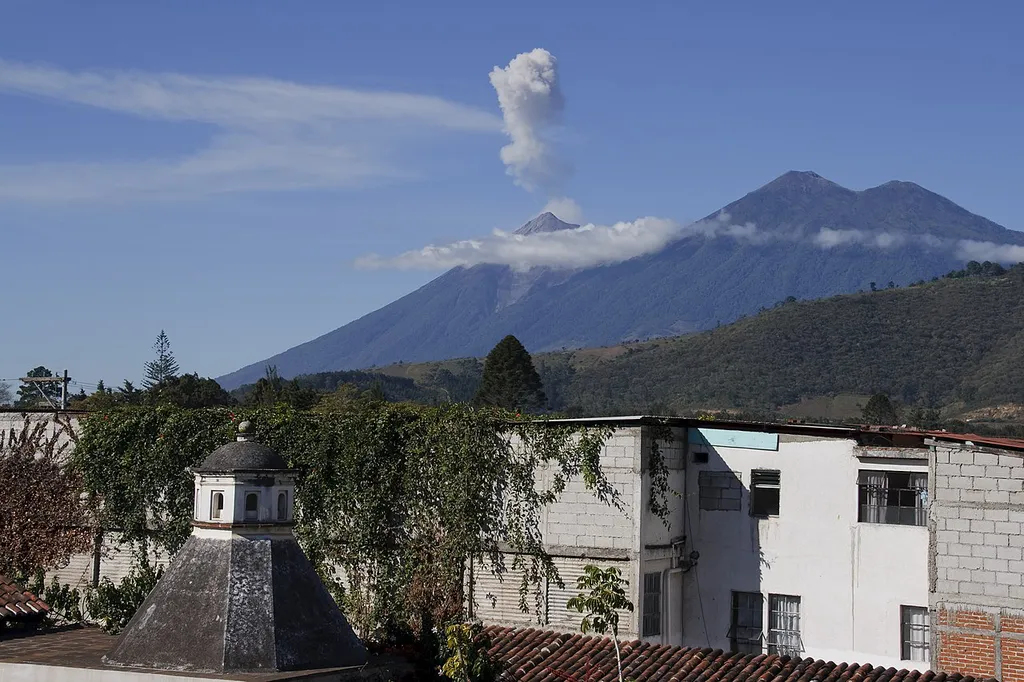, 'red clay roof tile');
0,575,49,622
483,627,997,682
